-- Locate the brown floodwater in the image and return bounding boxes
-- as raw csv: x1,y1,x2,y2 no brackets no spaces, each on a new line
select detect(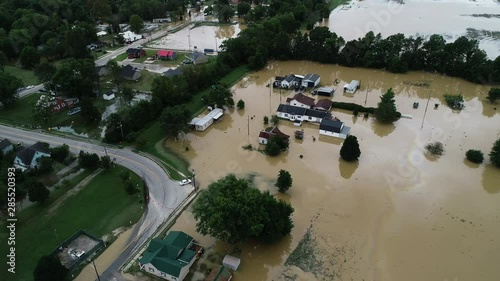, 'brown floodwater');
165,60,500,281
318,0,500,59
